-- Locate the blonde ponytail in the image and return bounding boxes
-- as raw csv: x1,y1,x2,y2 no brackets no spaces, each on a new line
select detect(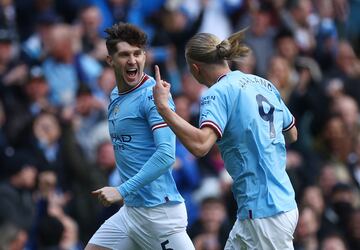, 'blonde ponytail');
222,28,250,60
186,28,249,64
